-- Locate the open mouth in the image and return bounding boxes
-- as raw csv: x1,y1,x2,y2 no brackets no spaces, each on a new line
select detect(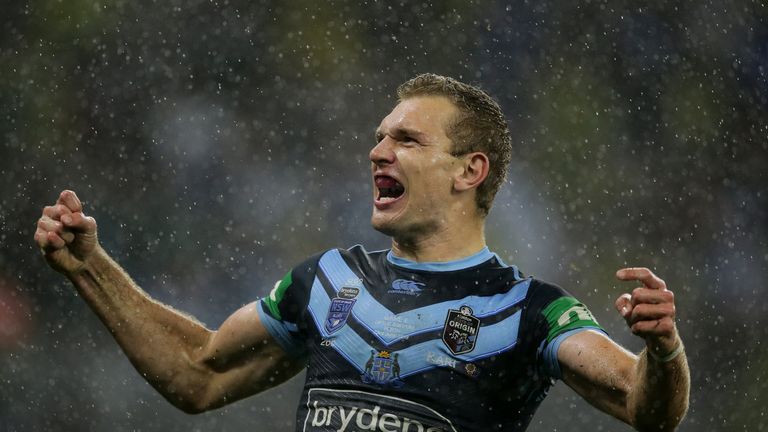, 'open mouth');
375,175,405,203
